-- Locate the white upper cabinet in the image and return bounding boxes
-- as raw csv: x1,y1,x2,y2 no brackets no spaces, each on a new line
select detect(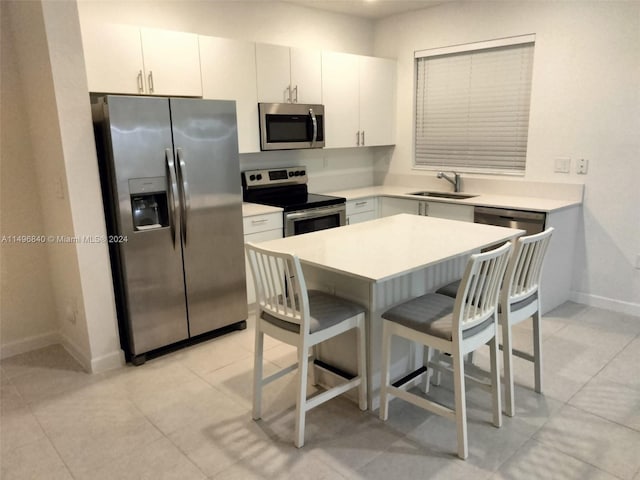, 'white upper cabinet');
322,51,396,148
81,24,201,97
322,52,360,148
256,43,321,104
82,23,145,95
359,56,396,147
199,35,260,153
139,28,202,97
289,47,322,104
